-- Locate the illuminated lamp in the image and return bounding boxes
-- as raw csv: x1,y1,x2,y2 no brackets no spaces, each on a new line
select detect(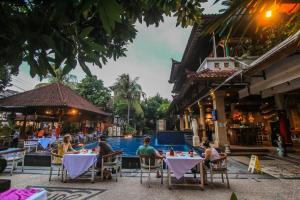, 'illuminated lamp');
70,108,78,115
265,10,272,18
